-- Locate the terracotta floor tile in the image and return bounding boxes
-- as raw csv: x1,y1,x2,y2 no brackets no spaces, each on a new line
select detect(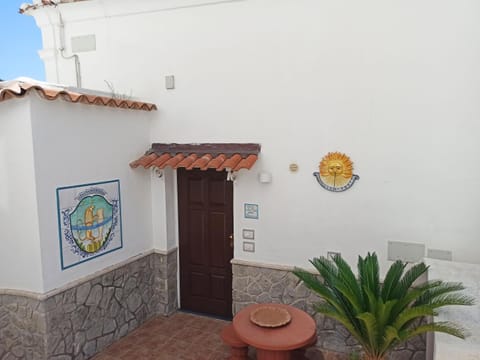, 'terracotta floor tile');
93,311,317,360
